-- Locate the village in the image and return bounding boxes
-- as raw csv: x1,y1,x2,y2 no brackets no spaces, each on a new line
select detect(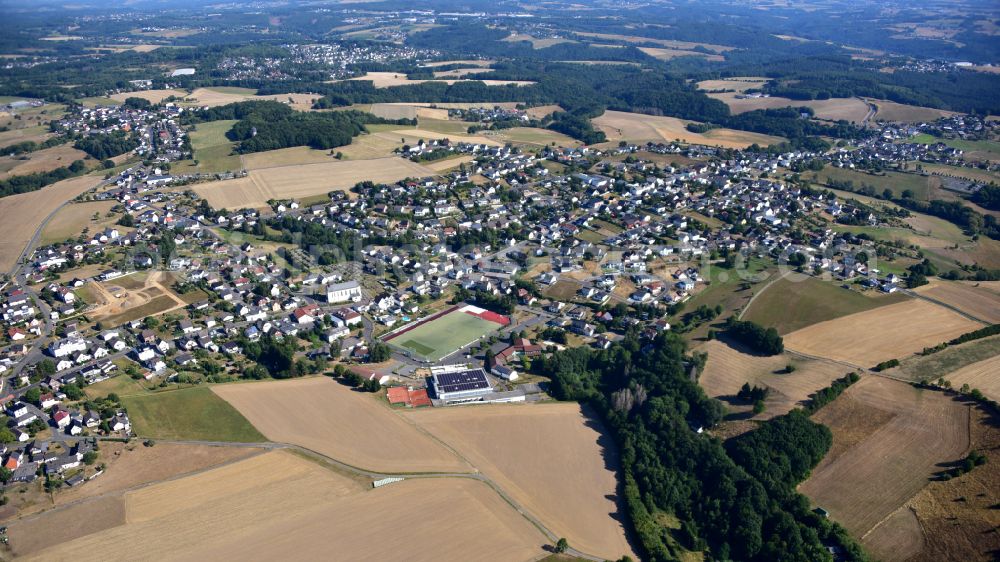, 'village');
0,92,995,499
